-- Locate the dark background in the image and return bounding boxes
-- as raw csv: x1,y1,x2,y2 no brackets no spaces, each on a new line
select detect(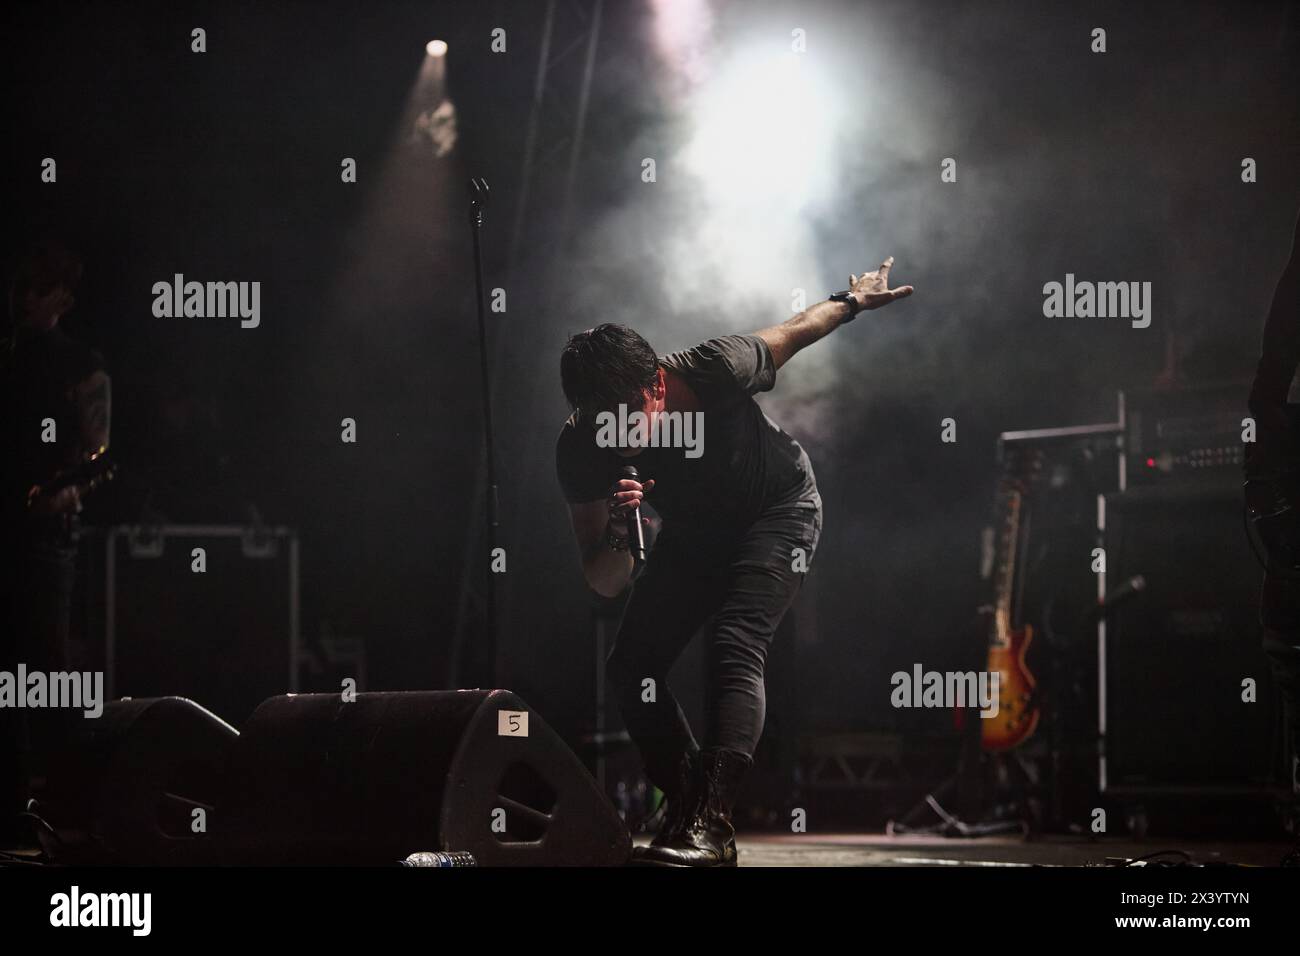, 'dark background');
2,0,1297,756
